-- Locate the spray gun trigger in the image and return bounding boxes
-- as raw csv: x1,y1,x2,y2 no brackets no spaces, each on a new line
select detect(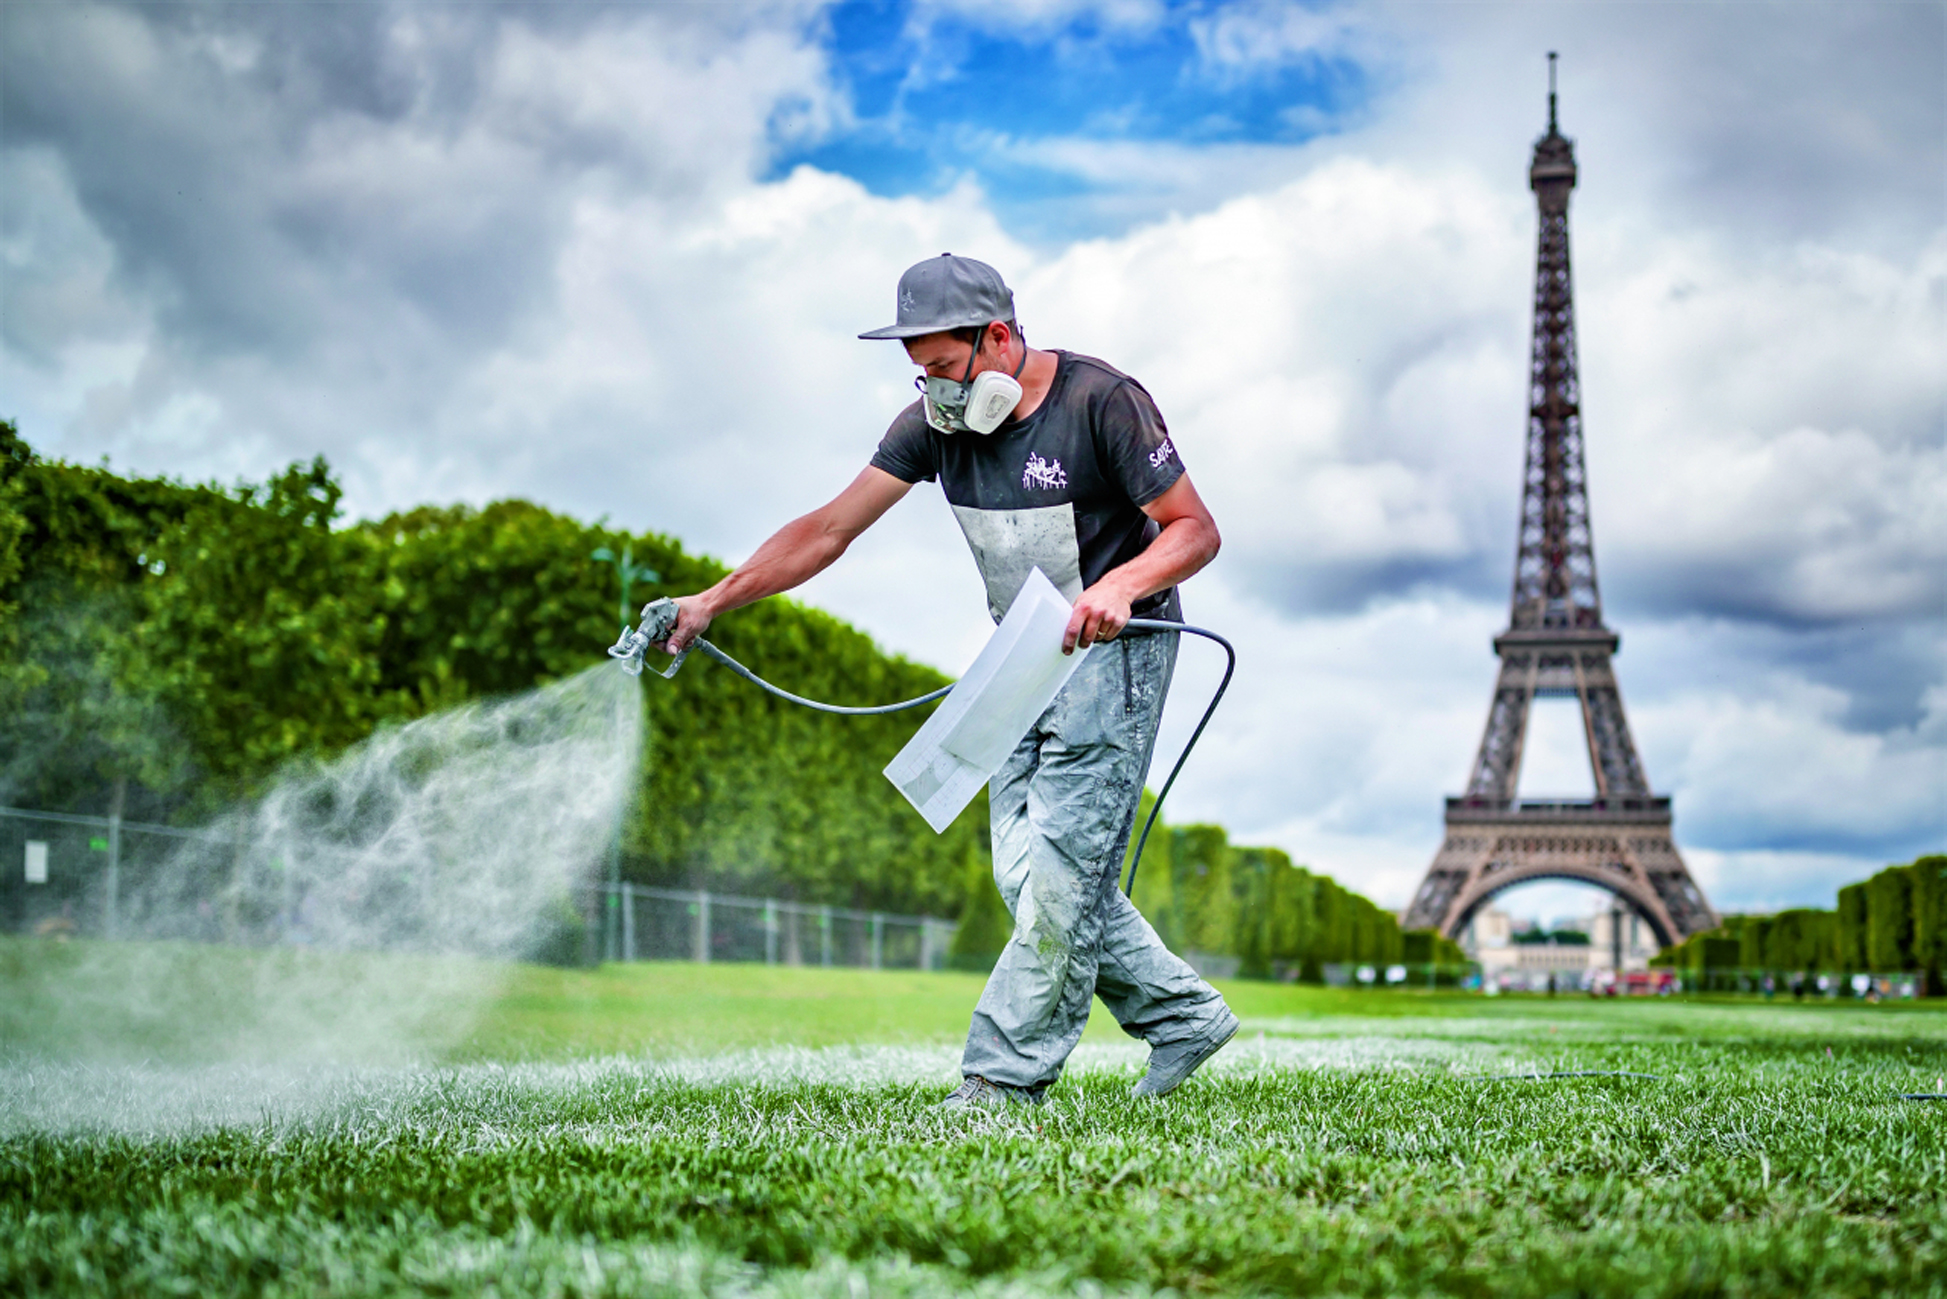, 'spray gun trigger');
636,597,681,645
639,599,689,678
